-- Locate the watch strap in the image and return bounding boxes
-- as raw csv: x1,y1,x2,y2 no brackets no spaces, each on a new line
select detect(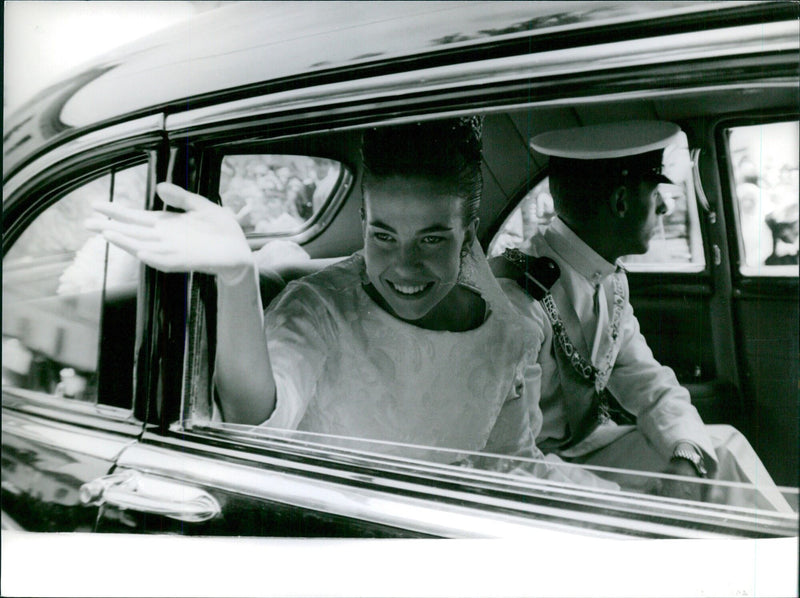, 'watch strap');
671,446,708,477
